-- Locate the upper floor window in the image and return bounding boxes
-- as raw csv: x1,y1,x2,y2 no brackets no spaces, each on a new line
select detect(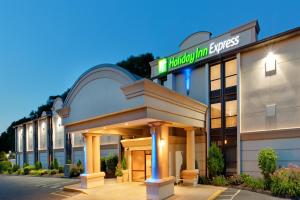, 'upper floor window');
225,59,237,88
27,125,33,151
39,122,47,150
210,64,221,91
18,128,23,152
53,116,64,149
